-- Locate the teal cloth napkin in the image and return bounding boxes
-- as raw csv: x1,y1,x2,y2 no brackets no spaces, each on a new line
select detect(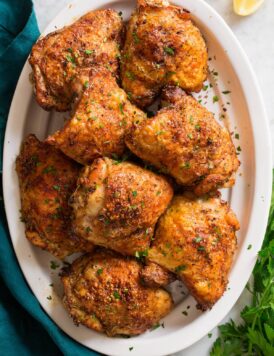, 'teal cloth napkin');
0,1,98,354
